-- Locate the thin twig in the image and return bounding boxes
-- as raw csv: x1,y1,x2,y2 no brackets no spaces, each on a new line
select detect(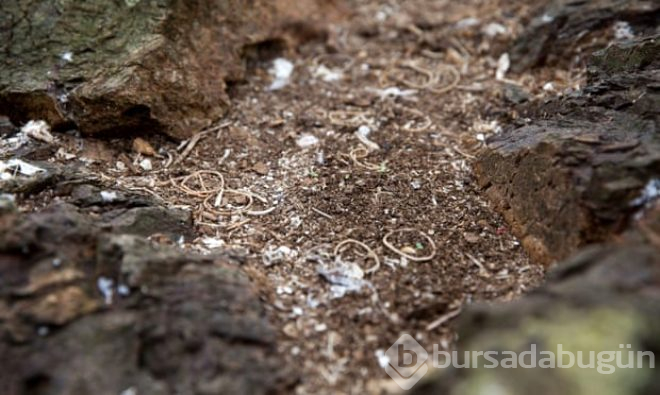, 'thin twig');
312,207,334,219
426,308,462,331
172,132,207,167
